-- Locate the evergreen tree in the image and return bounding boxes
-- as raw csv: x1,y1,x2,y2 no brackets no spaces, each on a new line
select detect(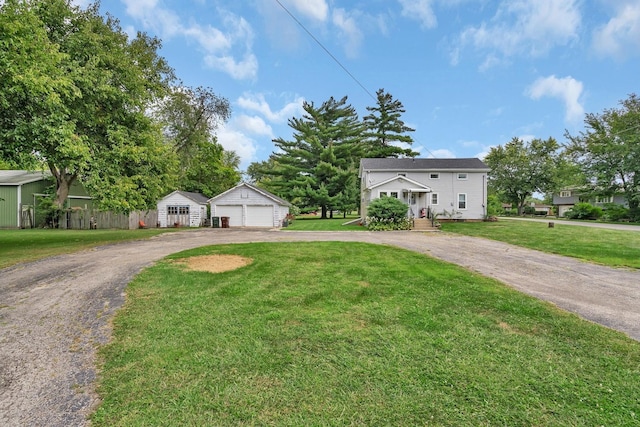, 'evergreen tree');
363,89,418,158
269,96,363,218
